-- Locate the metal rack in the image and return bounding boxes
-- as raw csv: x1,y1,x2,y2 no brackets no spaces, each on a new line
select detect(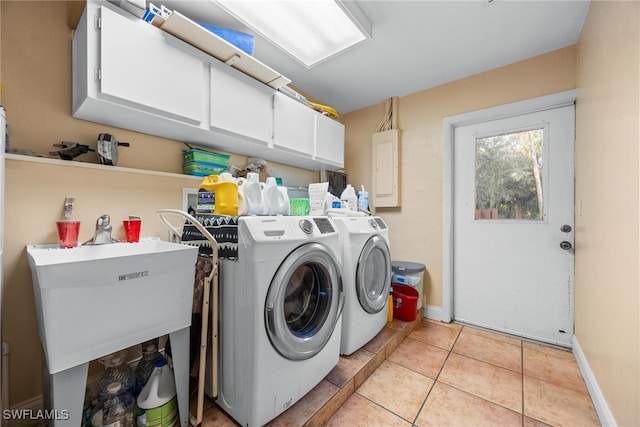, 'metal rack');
157,209,219,426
